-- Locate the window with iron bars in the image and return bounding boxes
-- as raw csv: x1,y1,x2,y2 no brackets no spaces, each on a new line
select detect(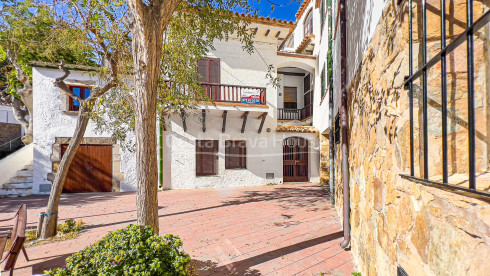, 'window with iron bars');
402,0,490,198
